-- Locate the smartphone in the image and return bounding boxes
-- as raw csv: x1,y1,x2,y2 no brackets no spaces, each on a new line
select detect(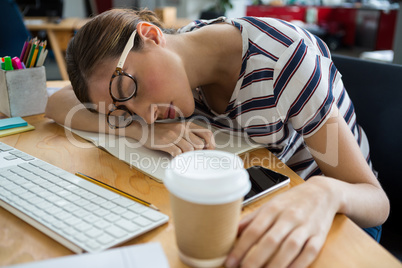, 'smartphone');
243,166,290,206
